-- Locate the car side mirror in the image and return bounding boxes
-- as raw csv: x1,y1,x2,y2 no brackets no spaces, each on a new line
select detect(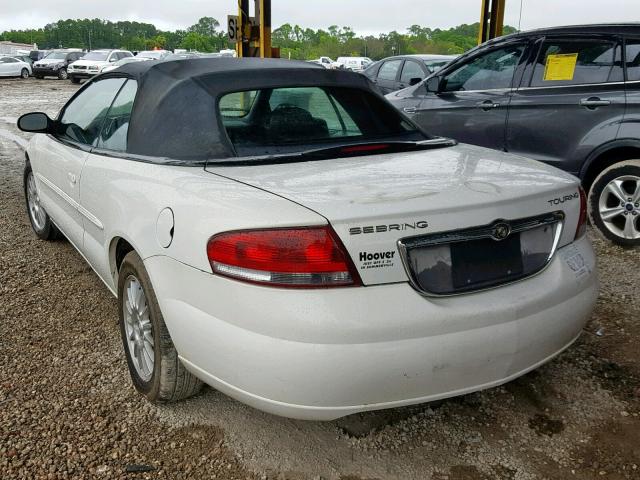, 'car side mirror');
109,57,116,62
409,77,423,86
425,76,442,93
17,112,53,133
